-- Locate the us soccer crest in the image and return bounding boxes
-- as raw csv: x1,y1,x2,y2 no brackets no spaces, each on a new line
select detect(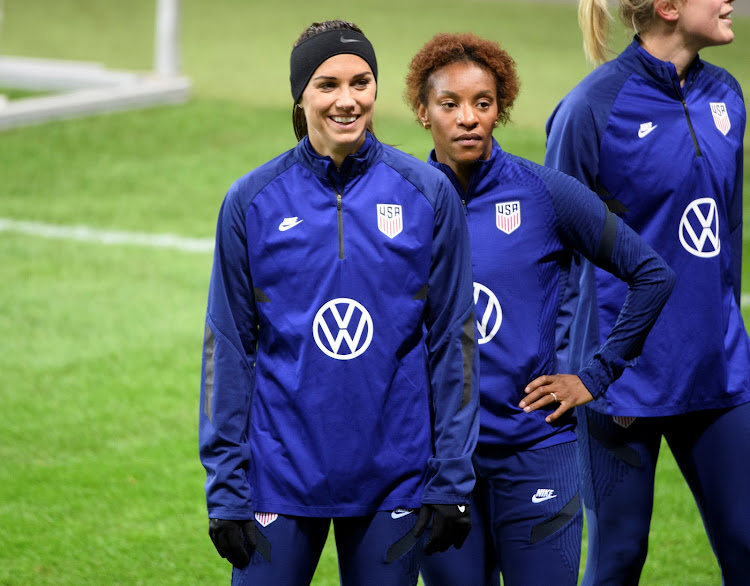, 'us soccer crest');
254,512,278,527
496,201,521,234
710,102,731,136
613,416,636,429
377,204,403,239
